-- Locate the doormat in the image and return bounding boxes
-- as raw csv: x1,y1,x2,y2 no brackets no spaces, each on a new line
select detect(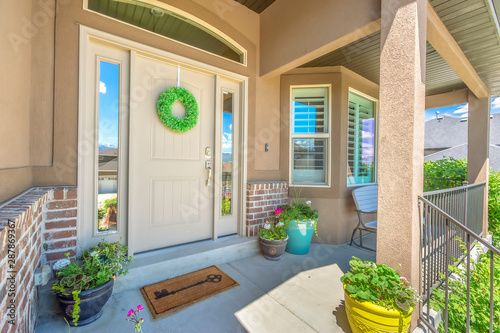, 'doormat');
140,265,239,319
